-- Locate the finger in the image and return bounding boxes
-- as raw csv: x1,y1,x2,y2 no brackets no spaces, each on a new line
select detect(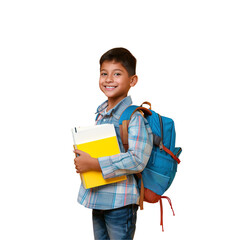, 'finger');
74,158,79,165
75,165,80,172
74,157,80,164
75,166,80,173
74,149,83,154
74,153,80,161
